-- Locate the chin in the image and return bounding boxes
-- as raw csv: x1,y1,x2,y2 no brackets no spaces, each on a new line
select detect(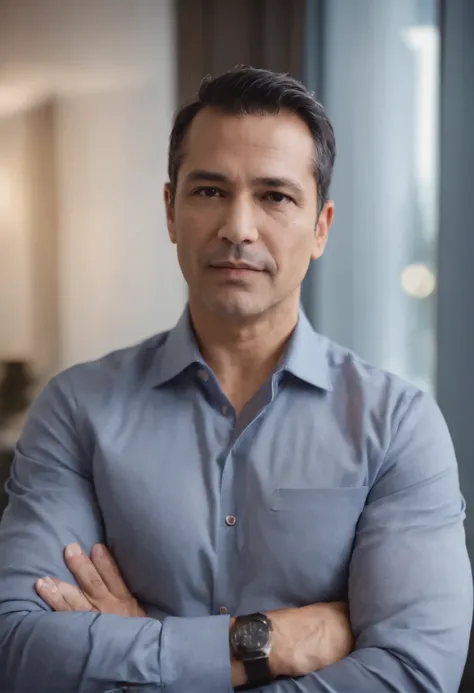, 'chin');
207,295,267,320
